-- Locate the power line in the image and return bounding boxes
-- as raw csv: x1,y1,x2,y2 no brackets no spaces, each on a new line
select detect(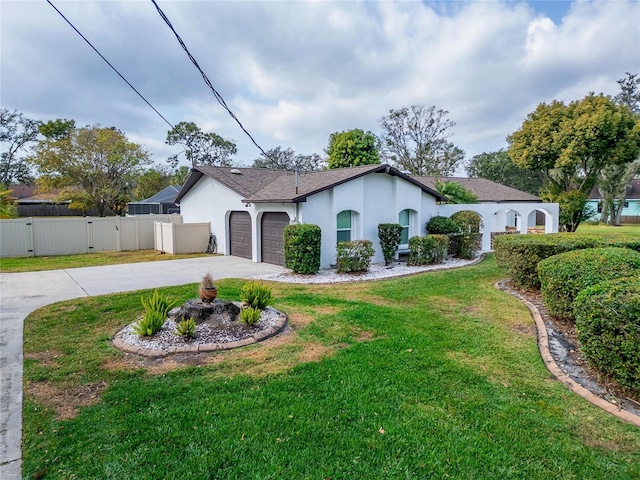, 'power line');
46,0,174,130
150,0,270,158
